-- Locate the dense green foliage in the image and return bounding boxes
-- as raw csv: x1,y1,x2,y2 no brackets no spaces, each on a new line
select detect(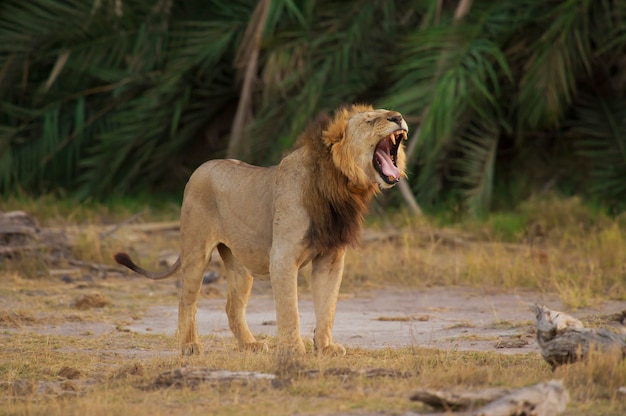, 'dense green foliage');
1,0,626,213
